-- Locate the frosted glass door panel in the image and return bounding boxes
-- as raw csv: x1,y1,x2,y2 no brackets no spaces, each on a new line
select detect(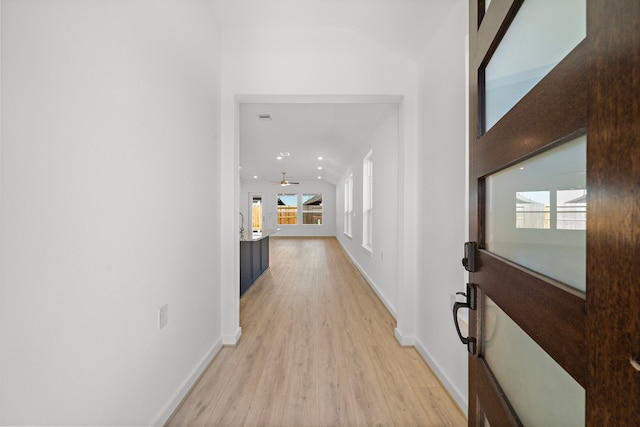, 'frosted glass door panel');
485,135,586,291
483,296,585,426
484,0,586,131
